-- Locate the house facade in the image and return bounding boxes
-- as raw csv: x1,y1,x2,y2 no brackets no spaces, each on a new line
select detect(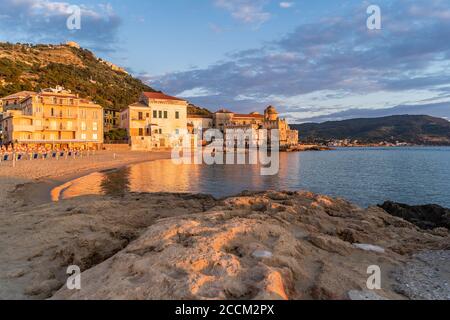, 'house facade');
0,86,104,148
104,109,120,132
120,92,188,150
